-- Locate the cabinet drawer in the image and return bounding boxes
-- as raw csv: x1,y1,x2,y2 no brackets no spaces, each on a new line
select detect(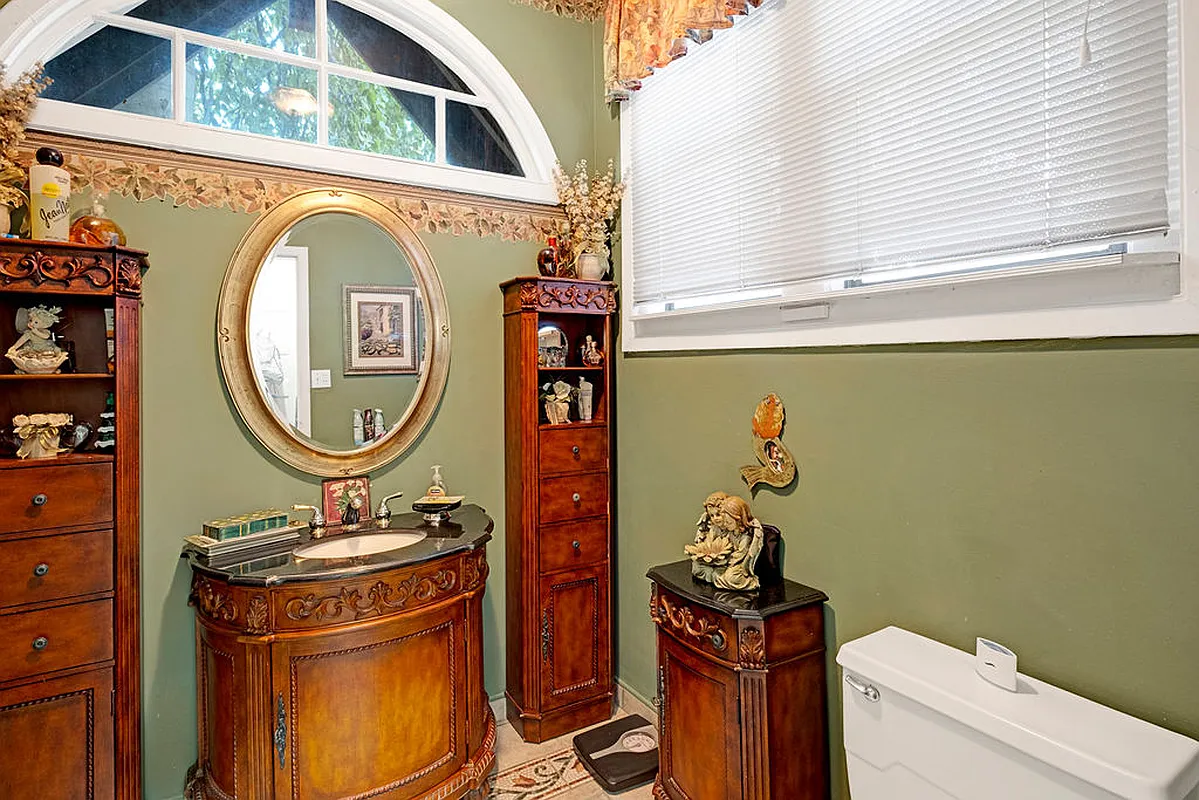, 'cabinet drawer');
0,464,113,534
539,427,608,475
0,600,113,683
0,529,113,610
539,518,608,573
538,473,608,524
